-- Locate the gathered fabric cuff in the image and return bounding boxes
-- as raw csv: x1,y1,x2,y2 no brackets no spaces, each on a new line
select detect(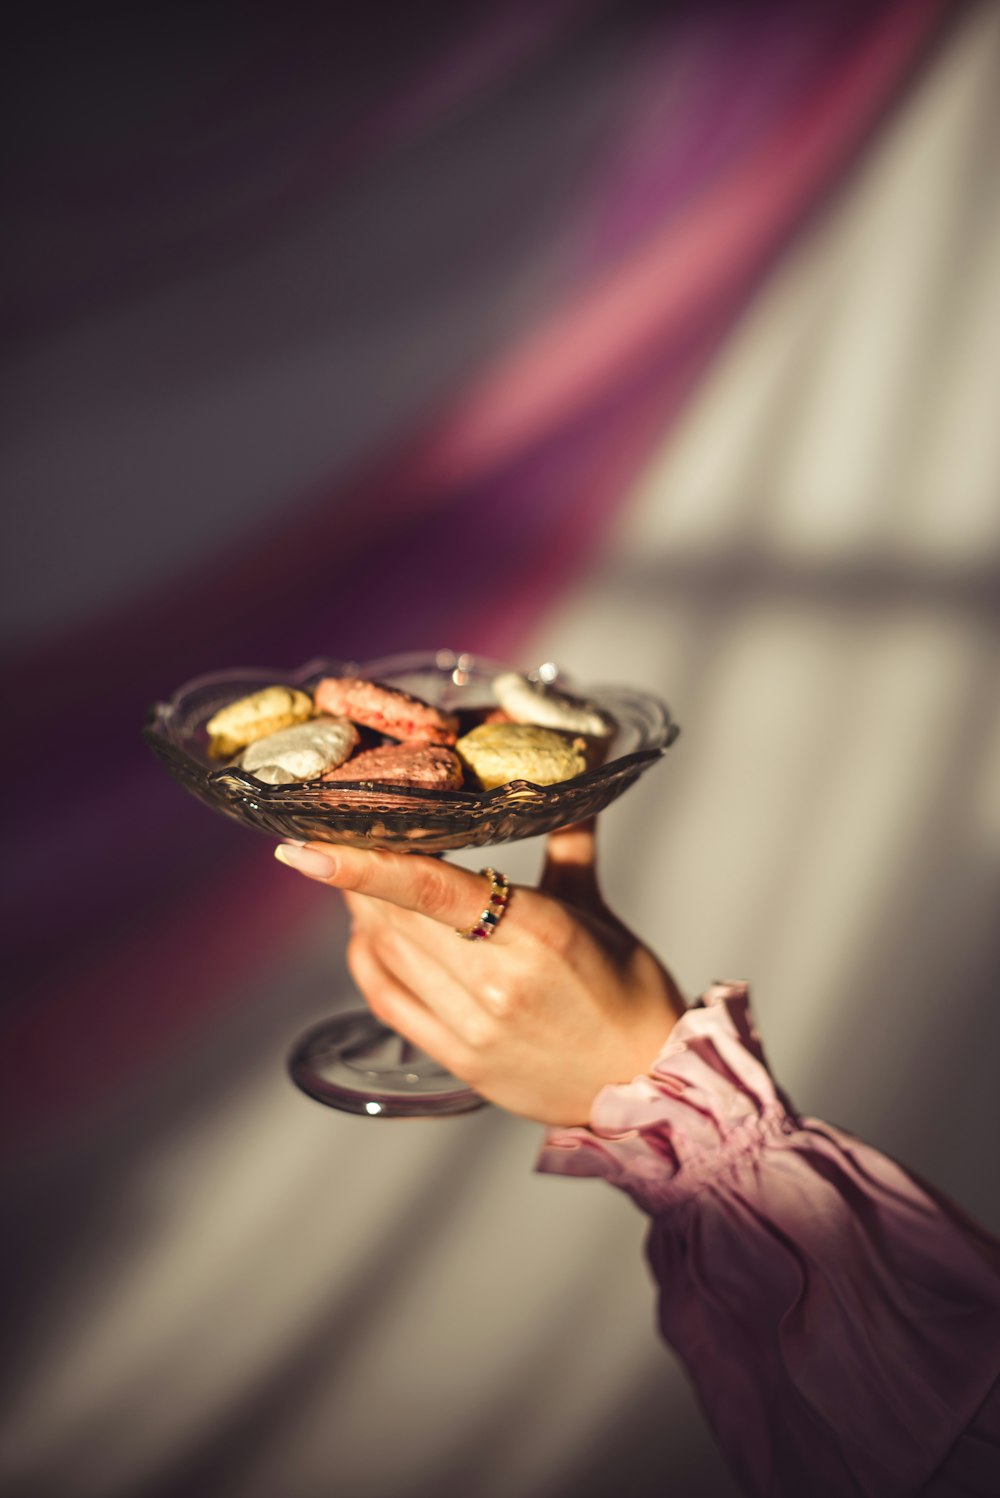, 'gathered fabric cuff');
537,981,797,1214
